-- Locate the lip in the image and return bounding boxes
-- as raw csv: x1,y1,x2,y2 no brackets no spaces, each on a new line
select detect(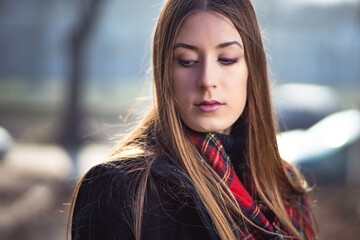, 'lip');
195,100,224,113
